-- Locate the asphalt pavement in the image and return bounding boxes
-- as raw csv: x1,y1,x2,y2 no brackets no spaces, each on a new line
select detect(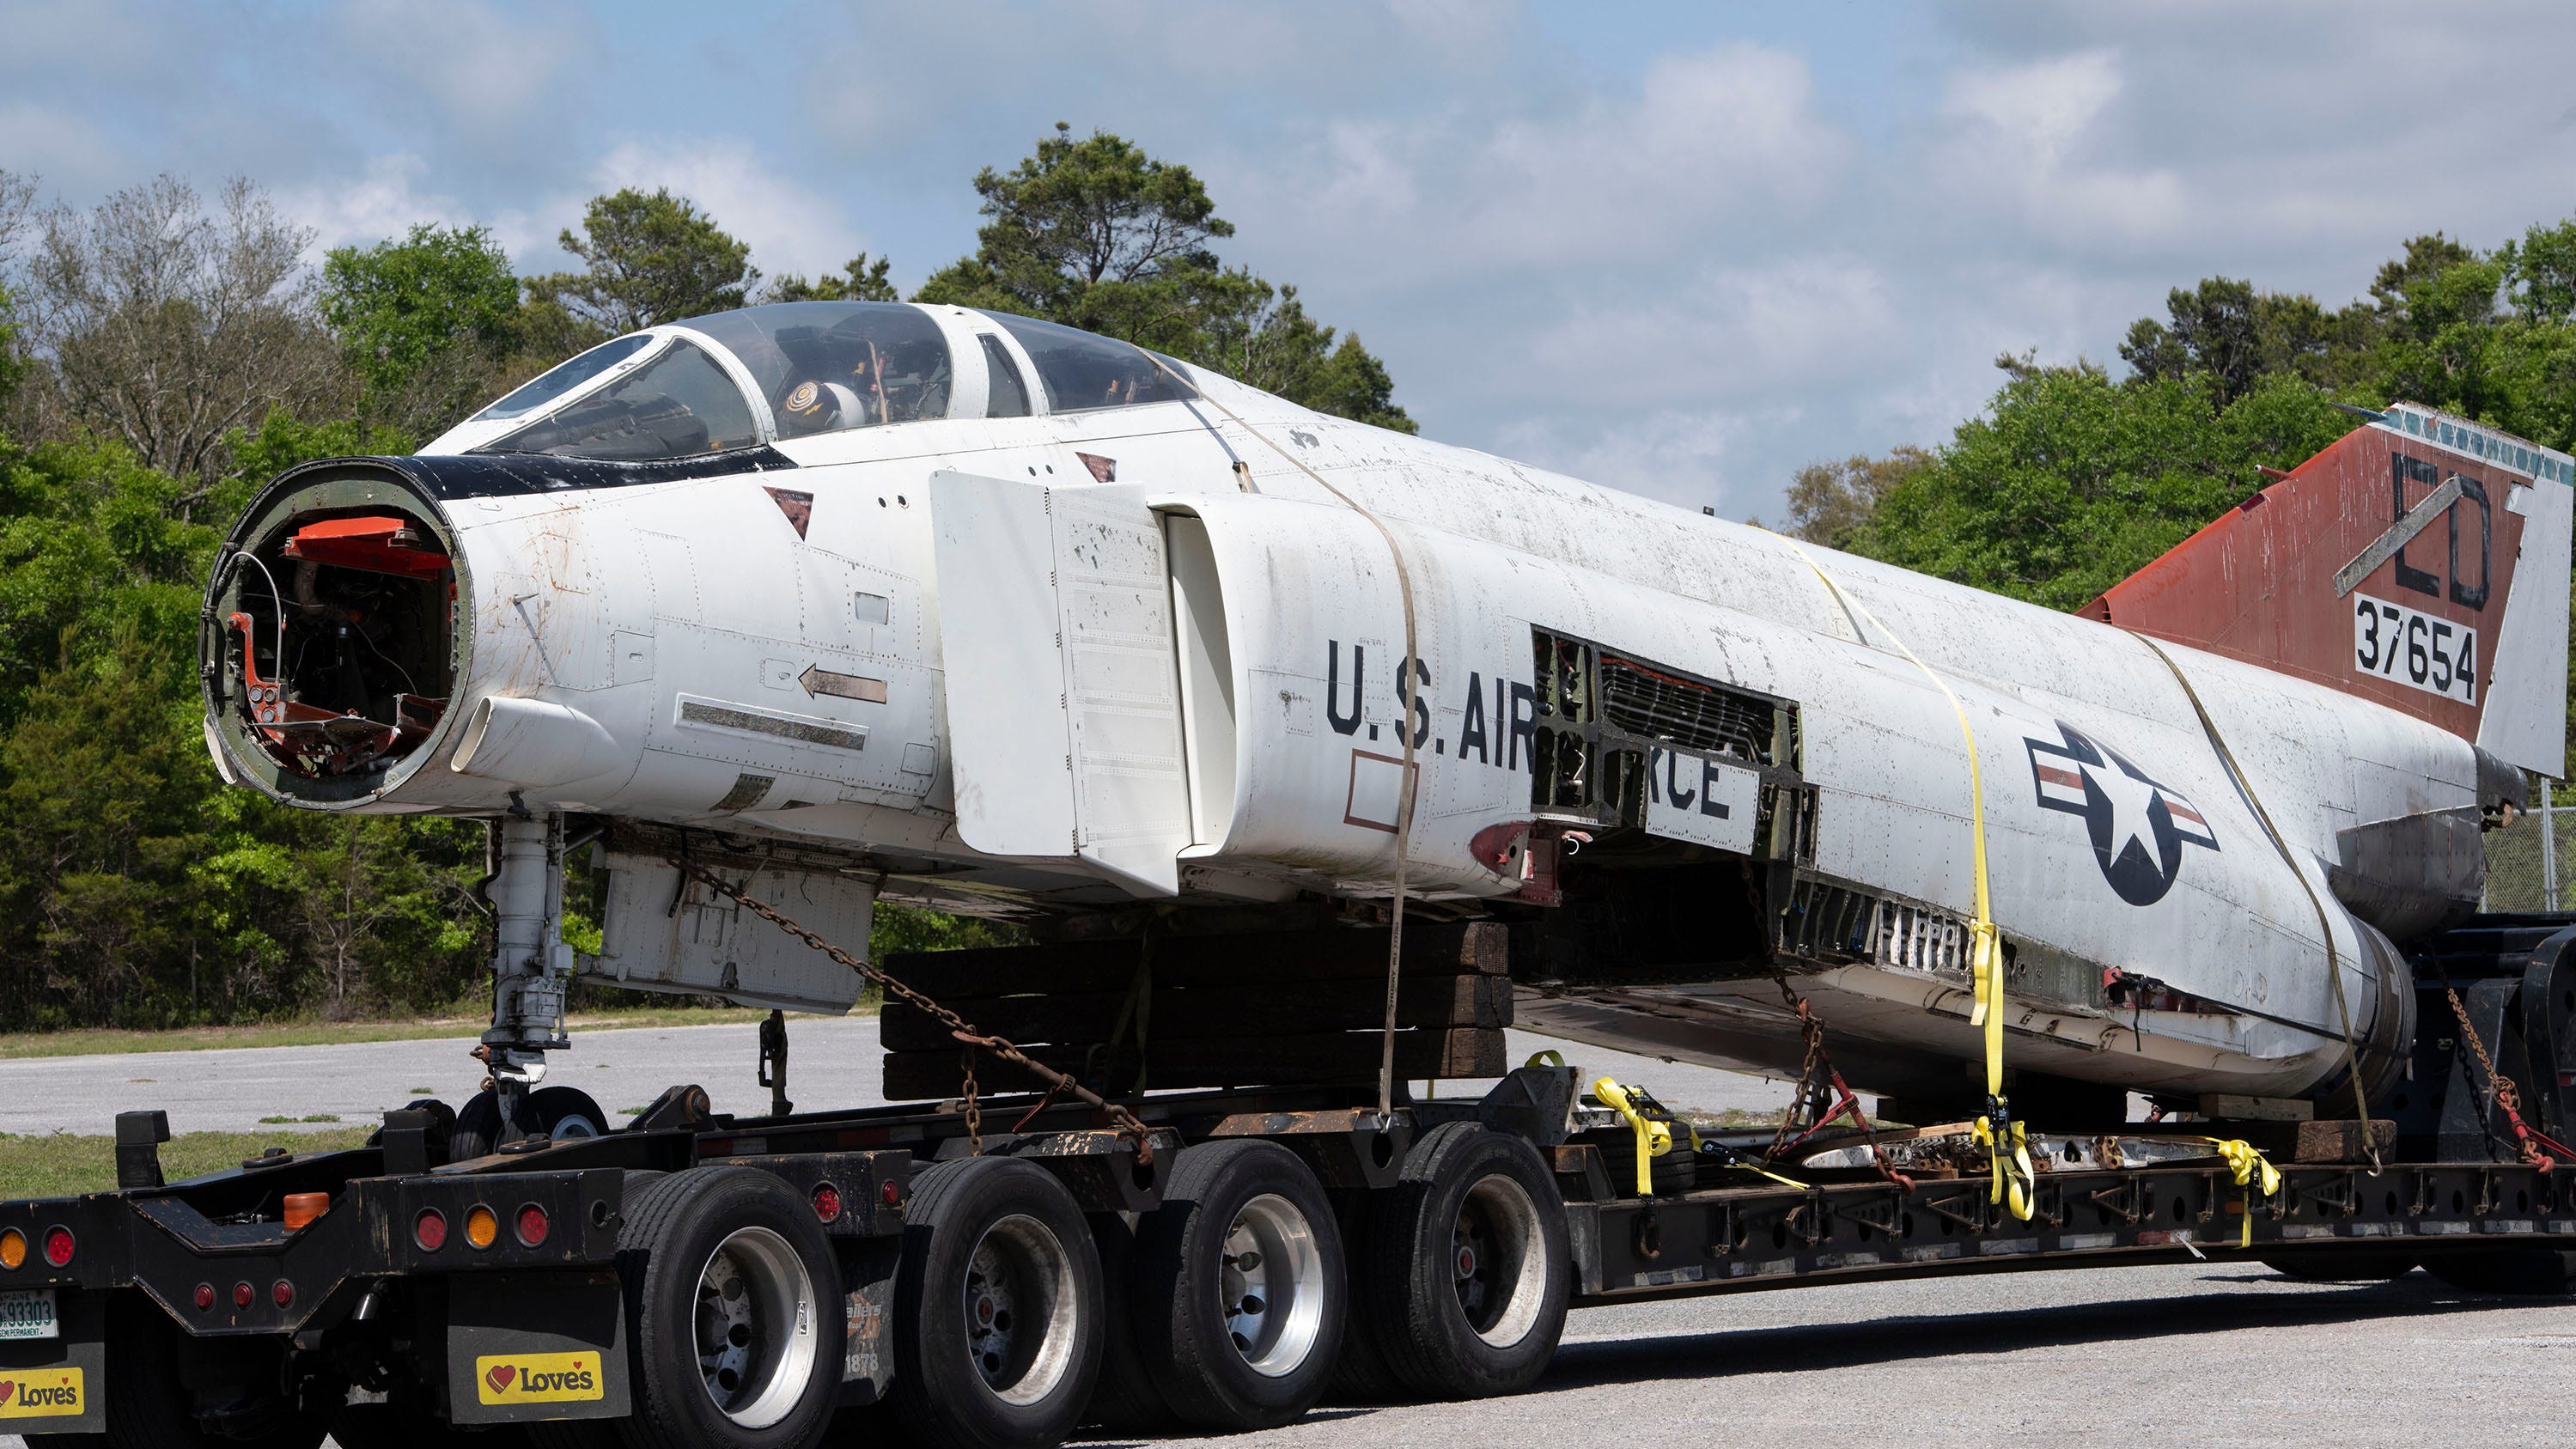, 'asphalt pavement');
0,1019,1796,1138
